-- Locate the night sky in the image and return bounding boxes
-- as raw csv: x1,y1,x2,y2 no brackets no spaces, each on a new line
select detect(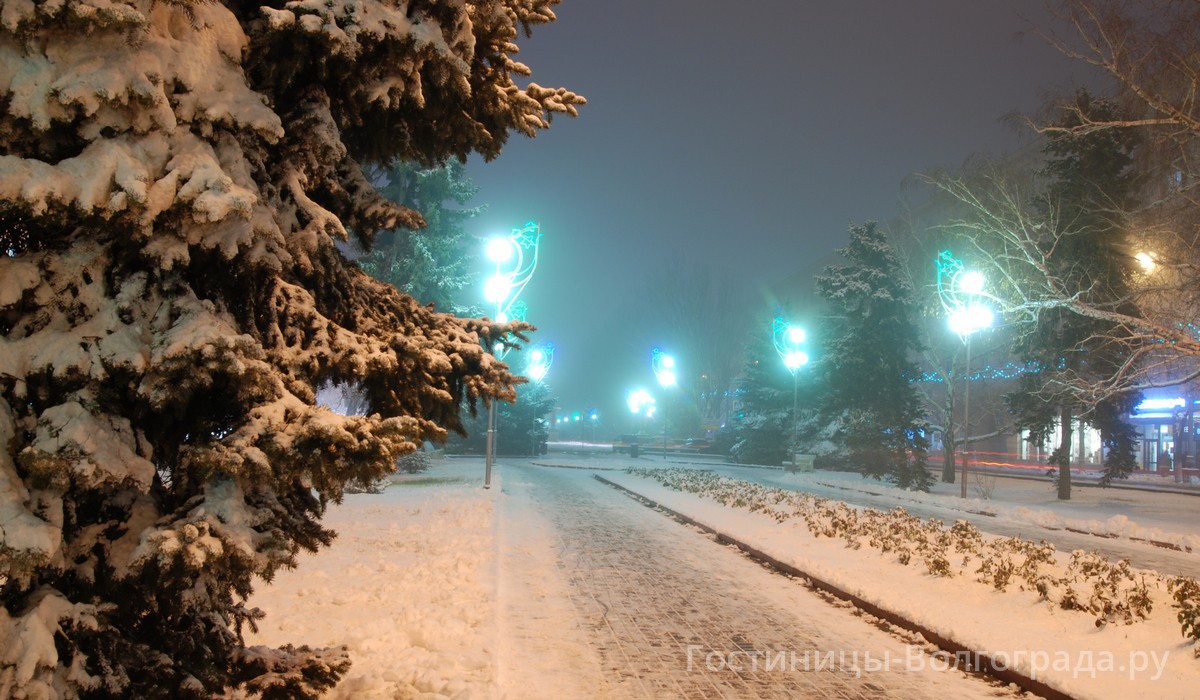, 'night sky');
466,0,1101,430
